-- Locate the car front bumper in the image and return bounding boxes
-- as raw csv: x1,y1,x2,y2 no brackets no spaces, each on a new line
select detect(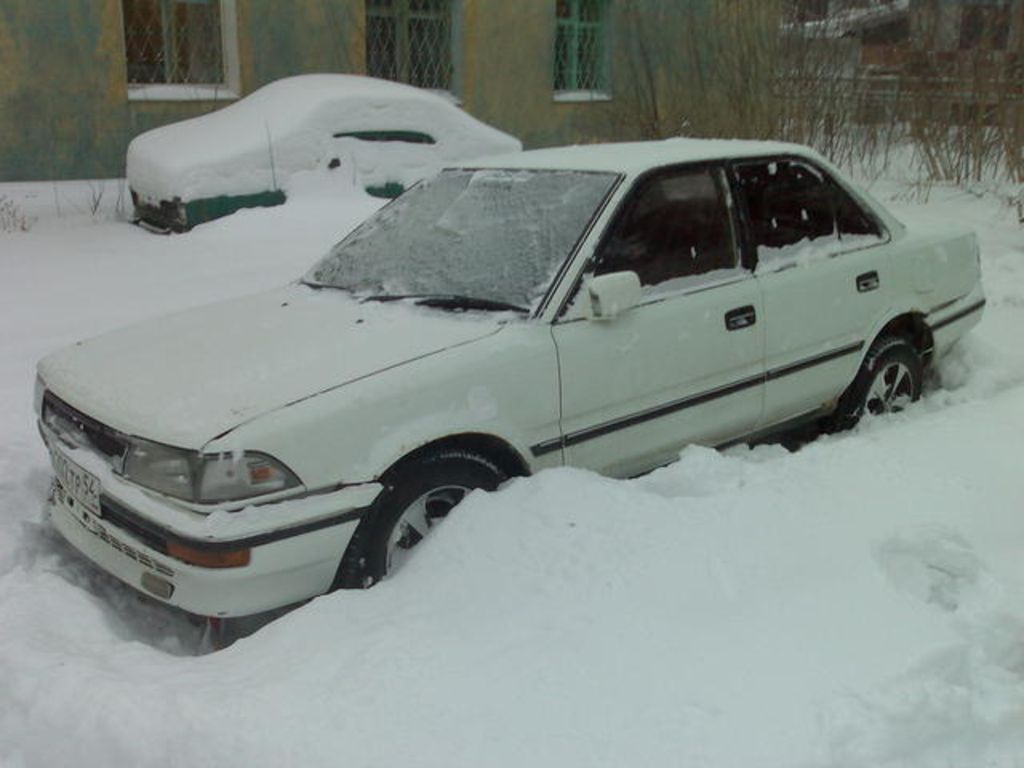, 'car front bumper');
41,425,381,618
